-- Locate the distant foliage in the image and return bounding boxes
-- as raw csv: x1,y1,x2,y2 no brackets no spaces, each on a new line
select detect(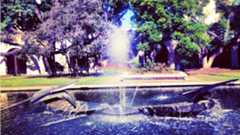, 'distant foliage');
1,0,239,72
137,42,150,51
0,0,52,31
